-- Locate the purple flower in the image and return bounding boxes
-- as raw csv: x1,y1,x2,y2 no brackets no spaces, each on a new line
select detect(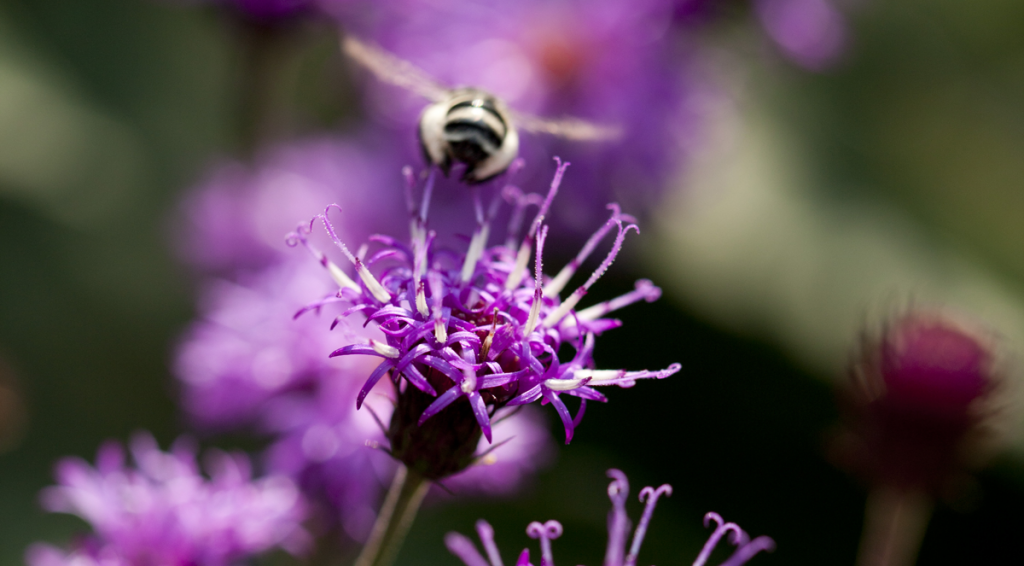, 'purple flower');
445,469,775,566
174,258,384,429
174,261,556,537
261,365,396,542
173,141,559,536
328,0,706,230
26,433,309,566
174,135,404,277
176,264,556,539
754,0,848,71
837,311,998,491
287,158,678,479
